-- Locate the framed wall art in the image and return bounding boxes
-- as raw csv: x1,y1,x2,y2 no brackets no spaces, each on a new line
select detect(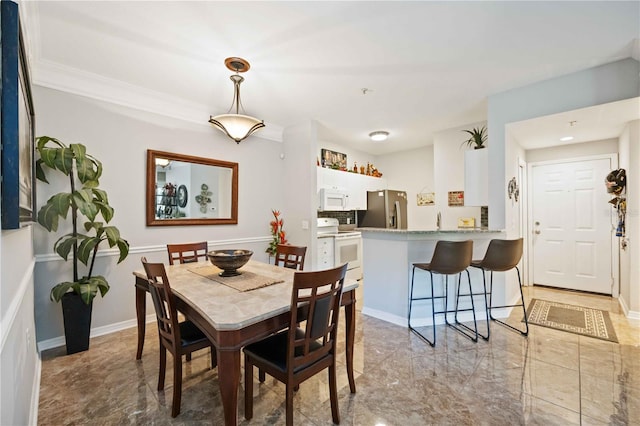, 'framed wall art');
448,191,464,207
320,148,347,170
1,1,36,229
